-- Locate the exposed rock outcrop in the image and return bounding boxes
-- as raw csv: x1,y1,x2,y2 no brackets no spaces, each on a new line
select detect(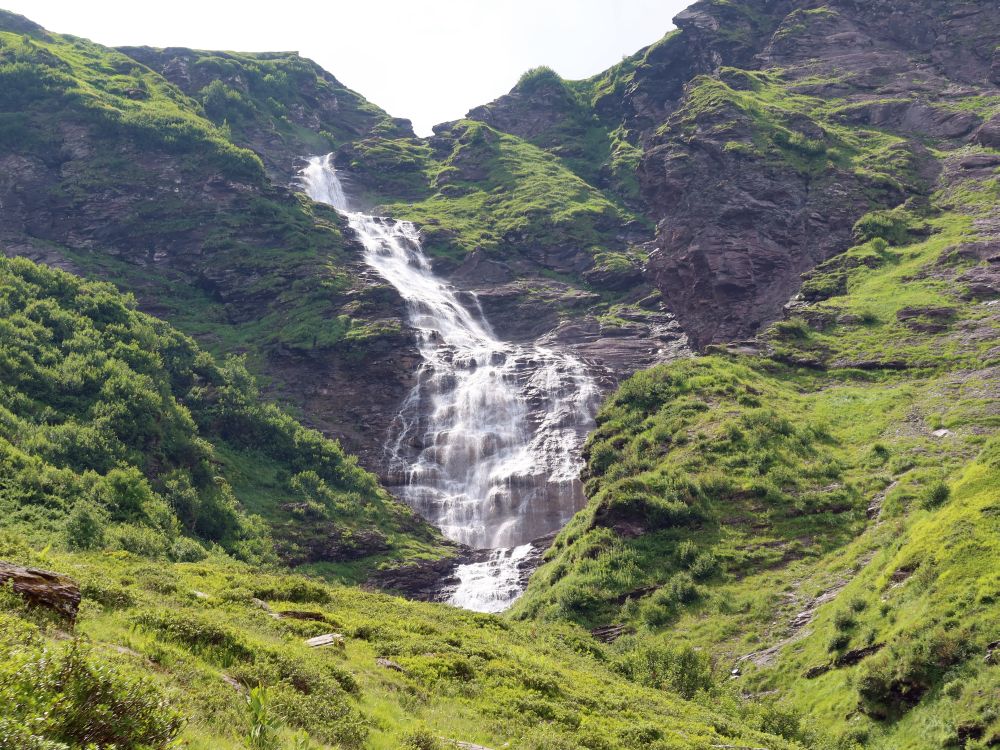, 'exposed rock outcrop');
0,562,81,622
